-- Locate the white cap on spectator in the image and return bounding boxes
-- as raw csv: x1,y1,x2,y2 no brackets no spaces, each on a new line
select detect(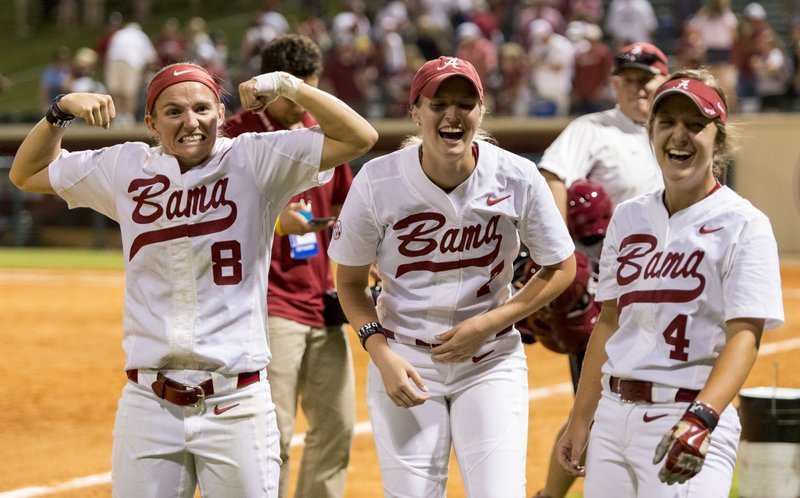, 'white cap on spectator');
529,19,553,40
585,24,603,42
744,2,767,20
457,22,482,41
565,21,587,42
